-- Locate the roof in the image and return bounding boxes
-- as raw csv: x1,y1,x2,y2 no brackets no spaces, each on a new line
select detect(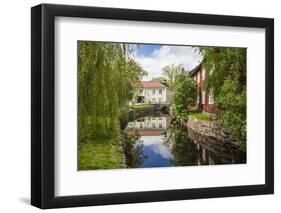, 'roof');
140,81,166,88
189,63,202,77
